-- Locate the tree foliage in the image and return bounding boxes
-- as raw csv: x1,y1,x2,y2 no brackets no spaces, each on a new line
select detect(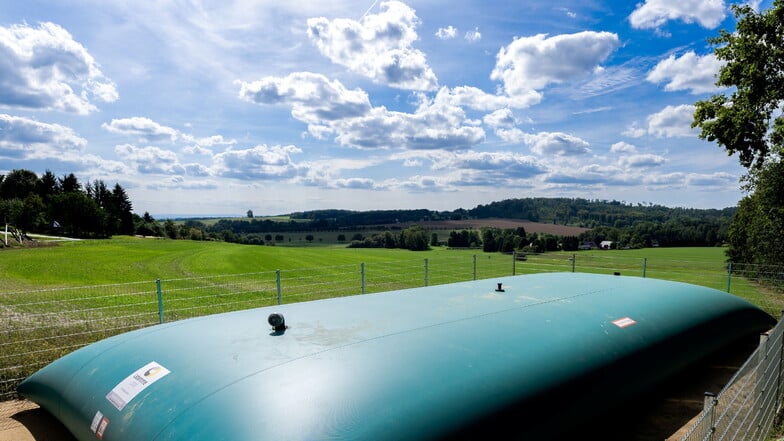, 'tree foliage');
692,1,784,266
693,1,784,170
725,161,784,265
347,225,430,251
0,168,135,239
